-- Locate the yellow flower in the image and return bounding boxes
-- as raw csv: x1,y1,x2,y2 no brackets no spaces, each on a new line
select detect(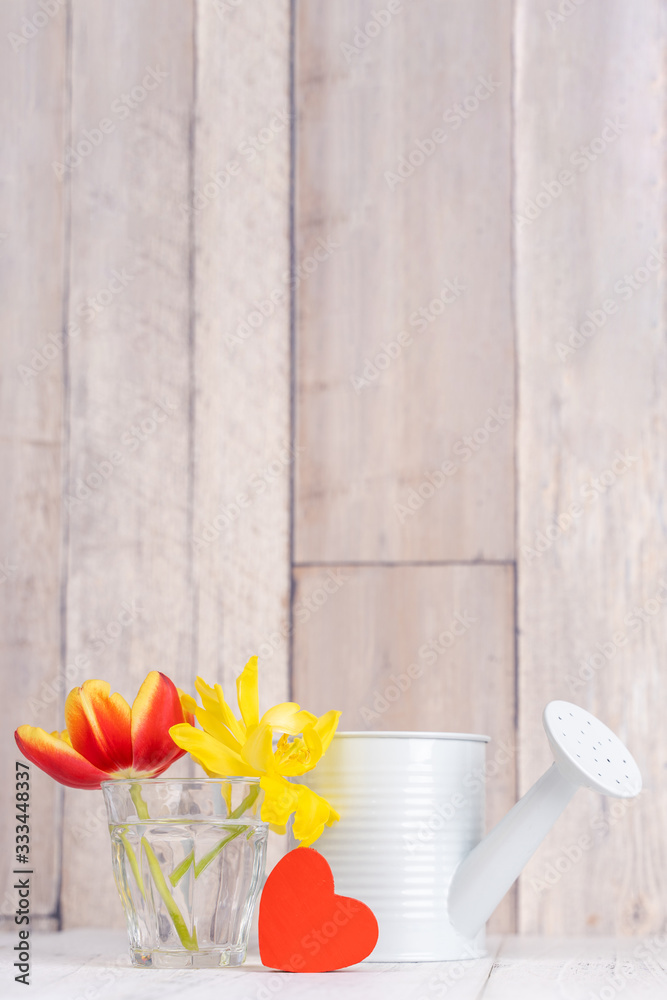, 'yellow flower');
169,656,341,847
